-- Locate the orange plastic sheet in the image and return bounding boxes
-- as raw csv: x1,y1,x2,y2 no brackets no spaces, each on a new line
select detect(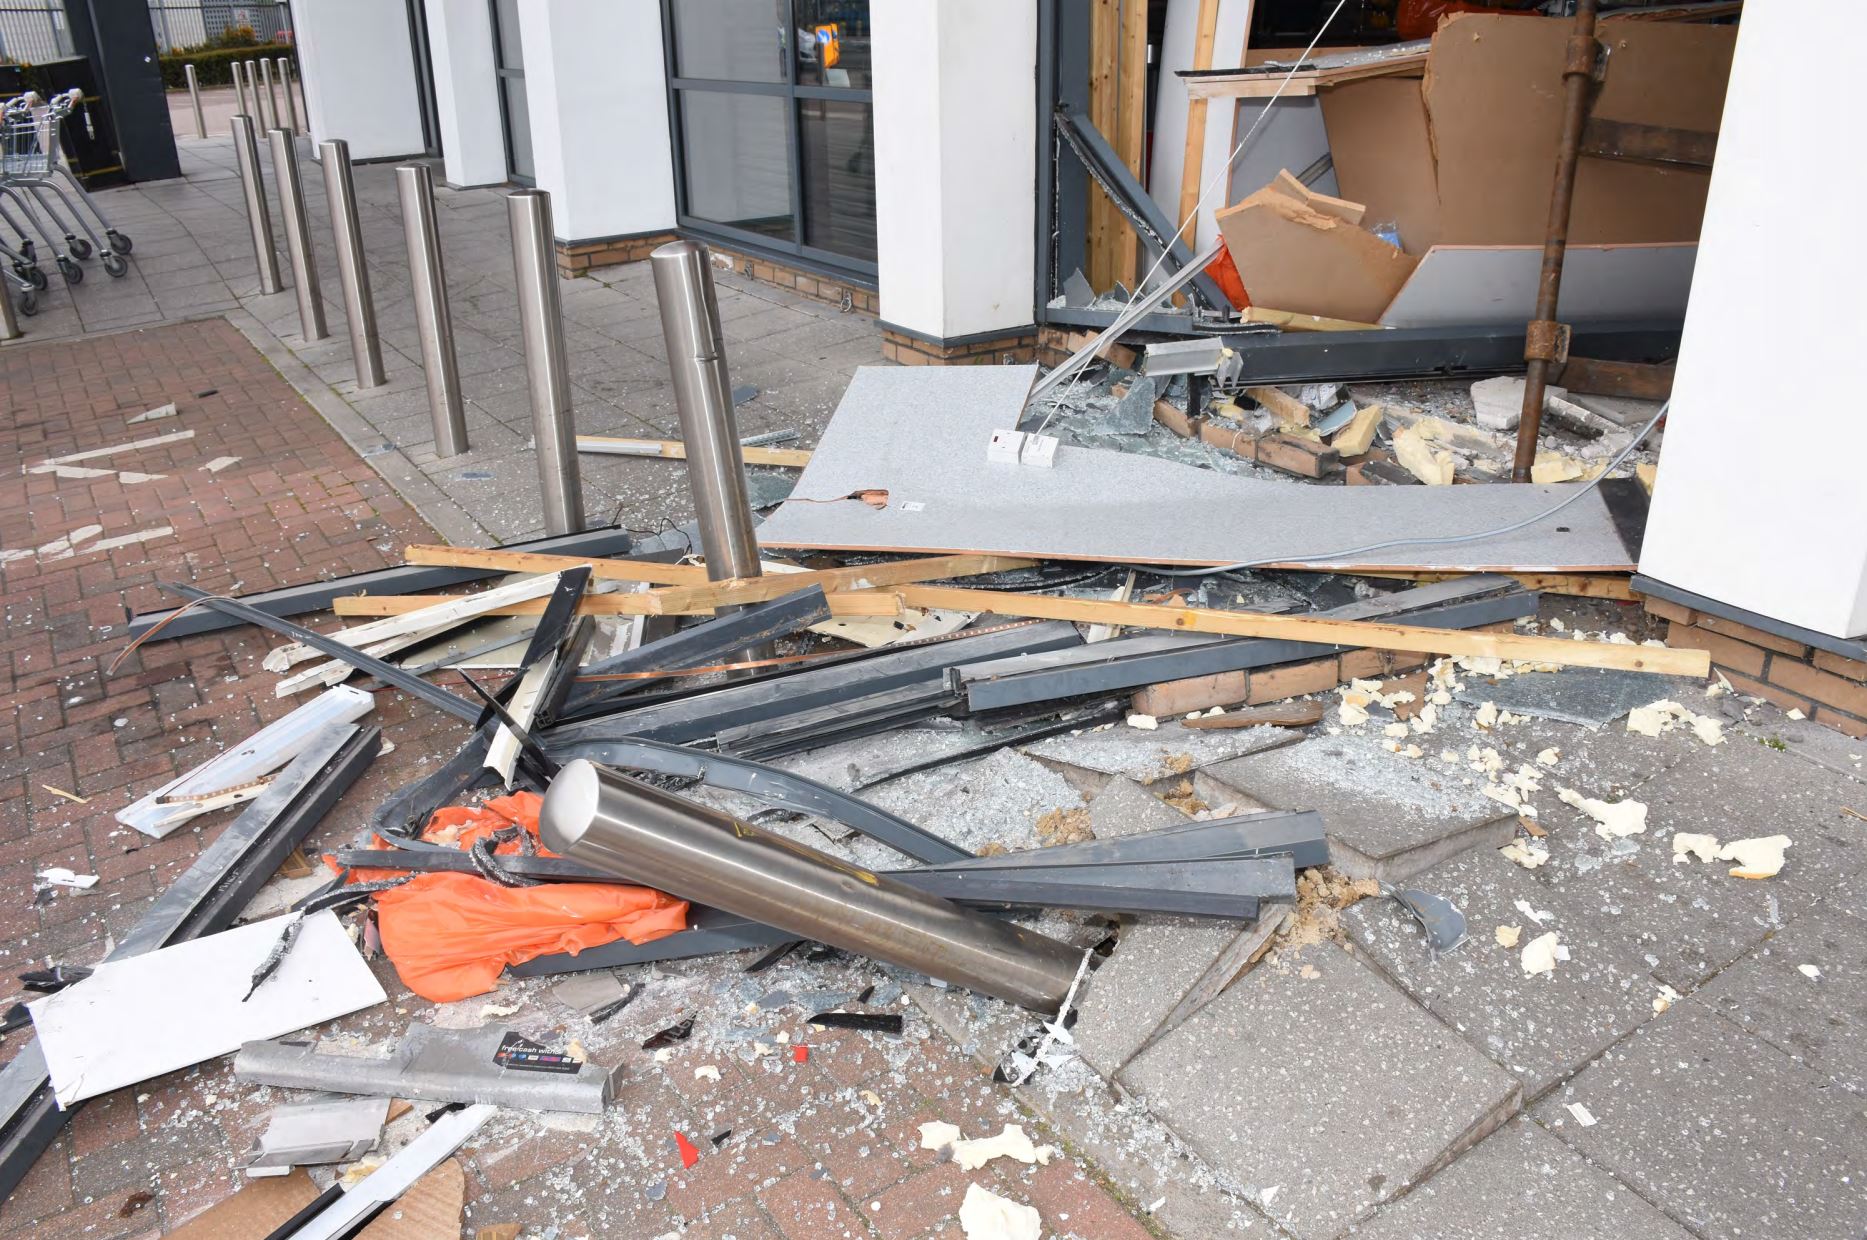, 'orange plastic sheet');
338,792,688,1003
